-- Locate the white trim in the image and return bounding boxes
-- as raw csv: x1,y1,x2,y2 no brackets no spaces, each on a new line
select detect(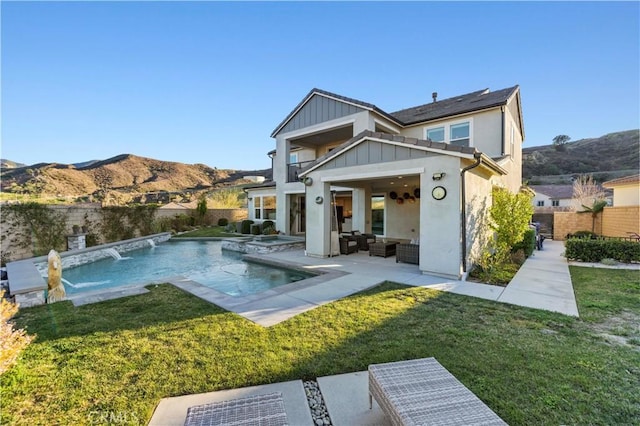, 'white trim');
321,168,425,183
282,117,356,140
373,118,402,134
283,189,306,195
424,117,474,148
